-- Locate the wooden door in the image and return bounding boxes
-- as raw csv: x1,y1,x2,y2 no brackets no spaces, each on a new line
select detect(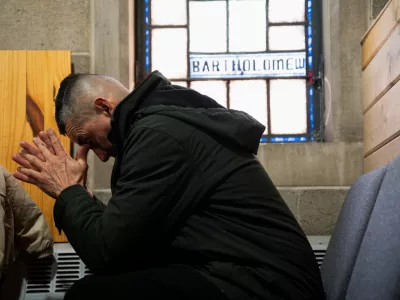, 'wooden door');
0,50,71,242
